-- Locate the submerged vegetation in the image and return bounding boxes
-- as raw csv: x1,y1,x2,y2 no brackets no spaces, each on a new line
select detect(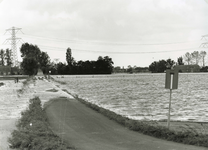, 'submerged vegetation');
8,97,74,150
